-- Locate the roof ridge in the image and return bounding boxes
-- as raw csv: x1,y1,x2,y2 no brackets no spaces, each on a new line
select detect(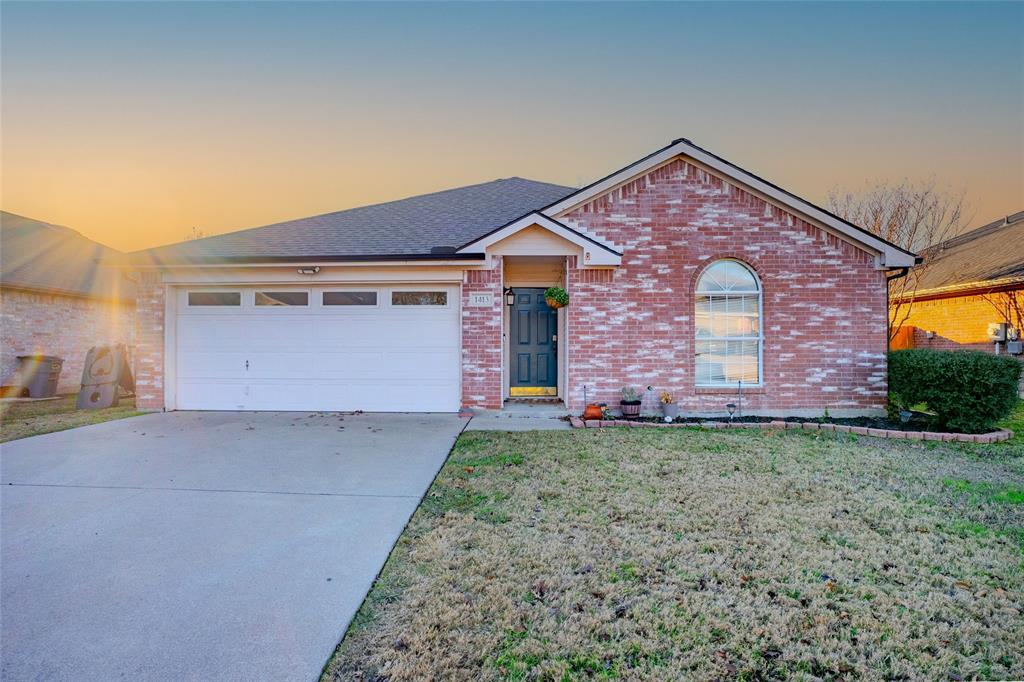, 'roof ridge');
0,210,122,253
503,175,573,188
1,210,81,238
929,209,1024,253
132,176,573,254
